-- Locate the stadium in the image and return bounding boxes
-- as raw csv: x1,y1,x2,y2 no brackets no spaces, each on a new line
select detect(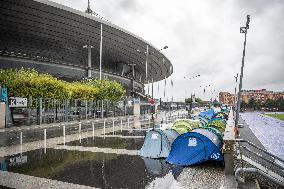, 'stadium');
0,0,173,97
